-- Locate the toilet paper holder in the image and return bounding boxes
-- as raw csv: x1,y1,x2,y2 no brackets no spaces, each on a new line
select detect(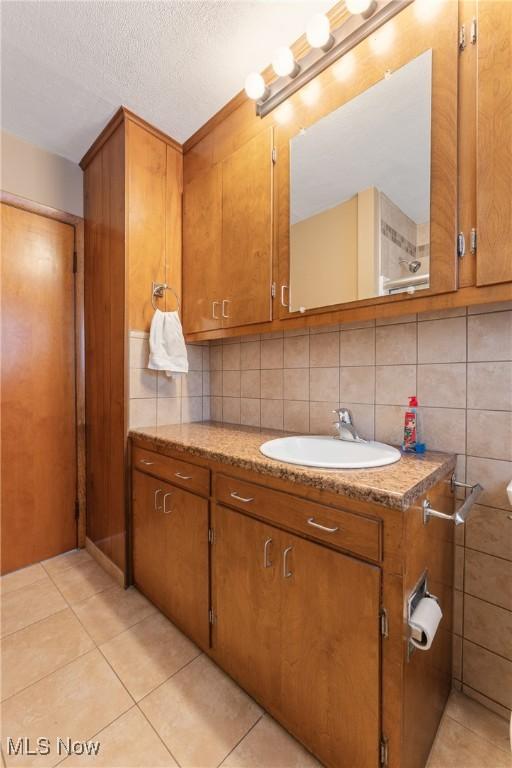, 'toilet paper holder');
407,570,439,660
